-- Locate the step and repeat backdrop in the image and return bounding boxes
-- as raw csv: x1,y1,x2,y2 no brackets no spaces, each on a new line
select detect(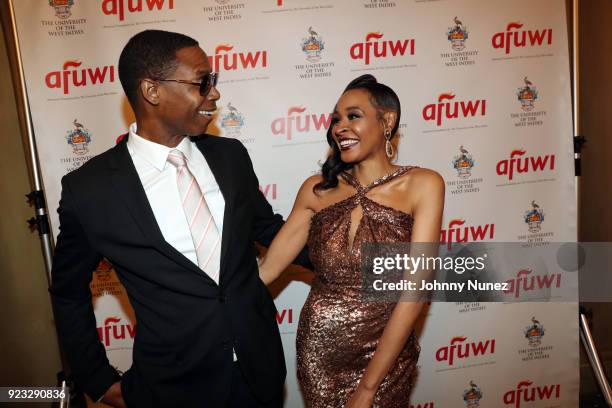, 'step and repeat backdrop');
13,0,578,406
